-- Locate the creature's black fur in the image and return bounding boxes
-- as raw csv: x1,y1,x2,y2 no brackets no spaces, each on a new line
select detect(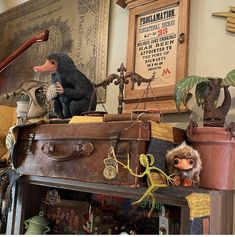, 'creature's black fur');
48,52,97,118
